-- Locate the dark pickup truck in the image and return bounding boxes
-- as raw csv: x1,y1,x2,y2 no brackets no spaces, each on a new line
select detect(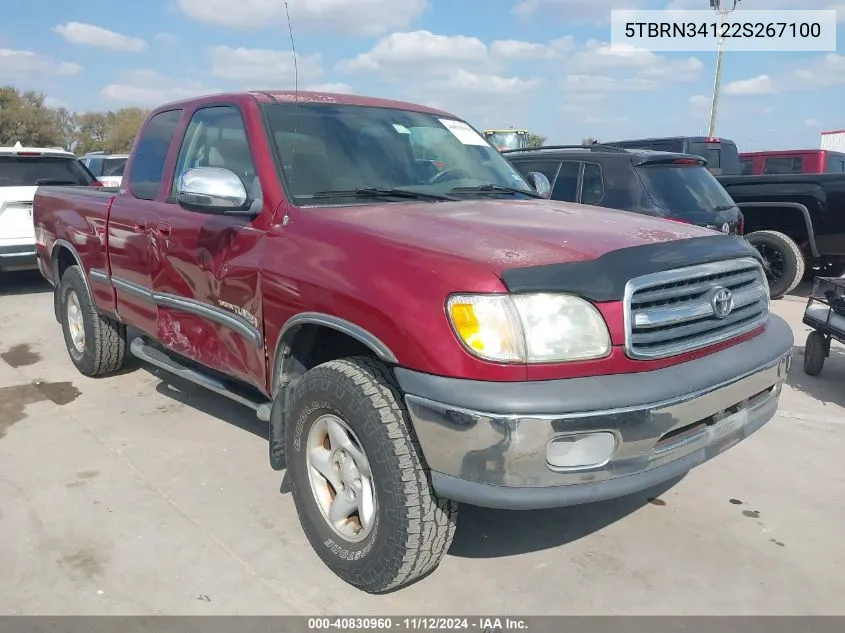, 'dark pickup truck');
33,90,793,593
717,173,845,297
